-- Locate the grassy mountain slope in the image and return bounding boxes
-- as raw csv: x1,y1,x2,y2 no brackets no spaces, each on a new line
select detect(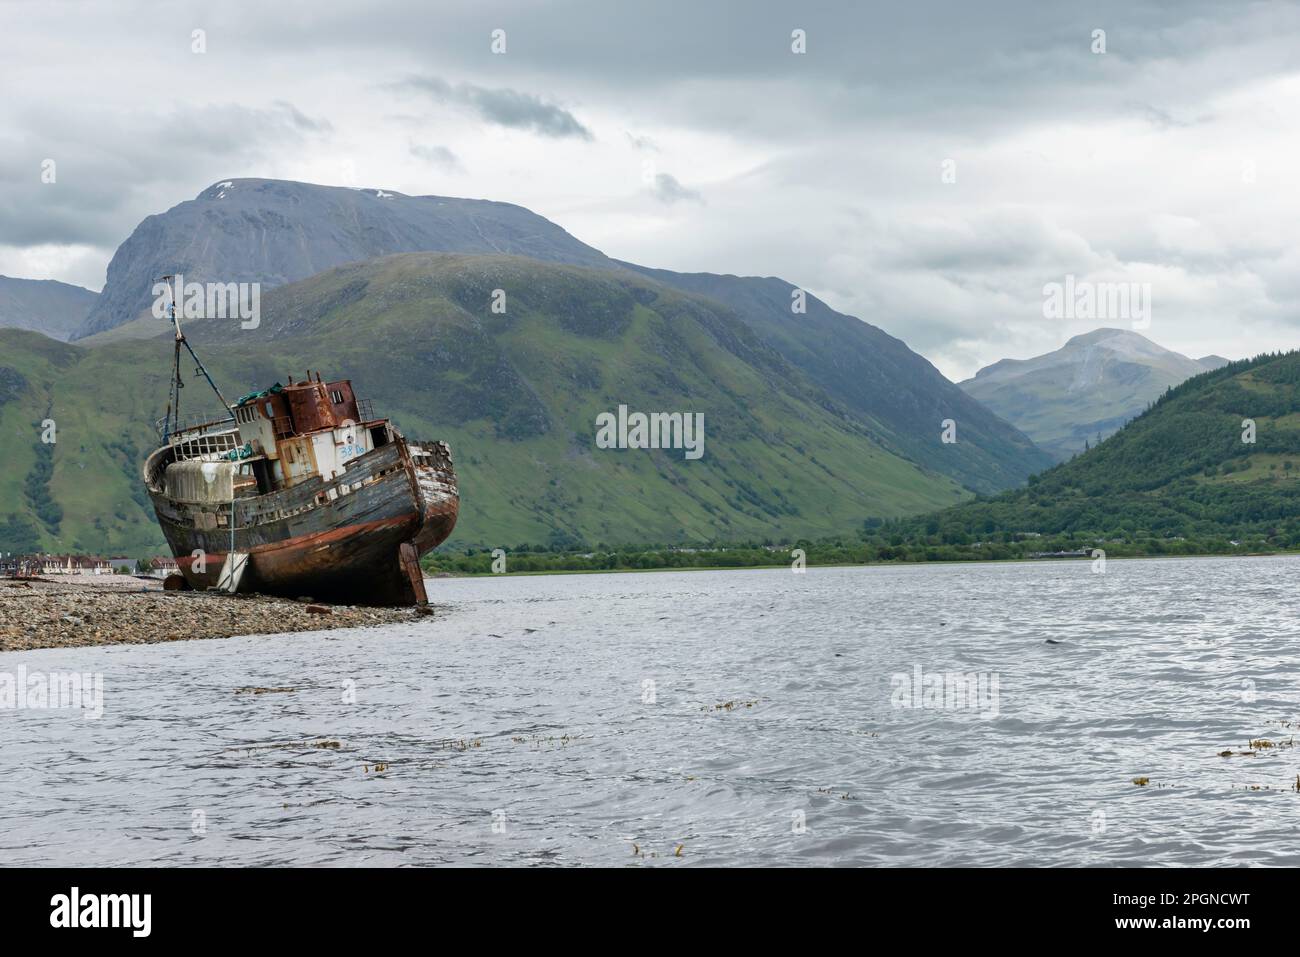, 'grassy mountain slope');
622,265,1053,491
0,329,160,555
0,254,972,555
904,351,1300,547
75,178,1049,492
